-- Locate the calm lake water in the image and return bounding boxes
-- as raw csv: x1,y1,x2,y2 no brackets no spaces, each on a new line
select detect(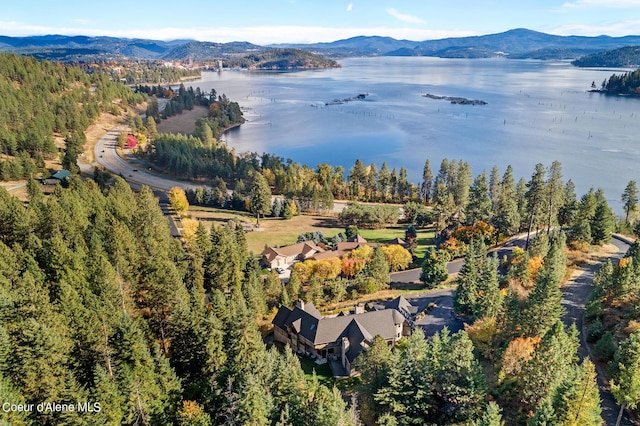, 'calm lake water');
187,57,640,213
